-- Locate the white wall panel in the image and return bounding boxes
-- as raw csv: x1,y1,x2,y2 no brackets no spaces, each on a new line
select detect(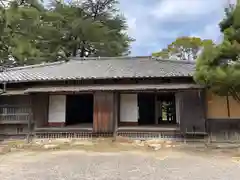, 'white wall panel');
120,94,138,122
48,95,66,123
